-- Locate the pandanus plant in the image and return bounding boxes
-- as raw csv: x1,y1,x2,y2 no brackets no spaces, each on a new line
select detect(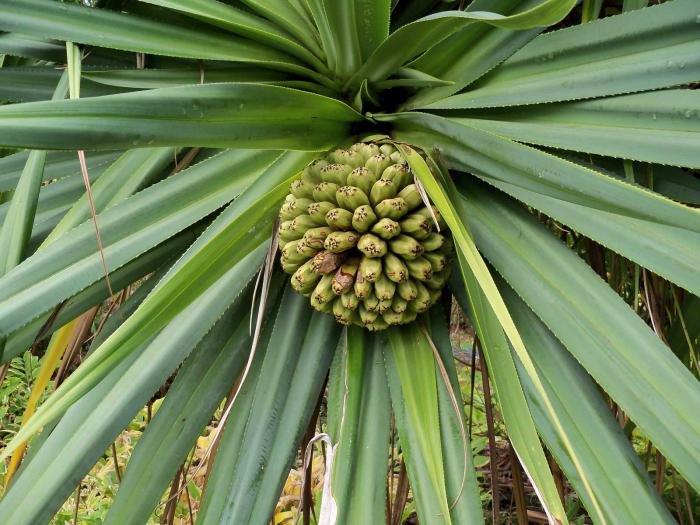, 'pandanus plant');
0,0,699,523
